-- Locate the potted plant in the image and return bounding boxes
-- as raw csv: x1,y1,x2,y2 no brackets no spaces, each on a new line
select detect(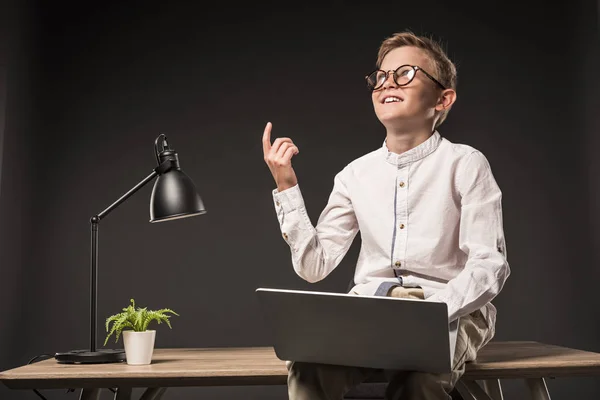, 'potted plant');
104,298,179,365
